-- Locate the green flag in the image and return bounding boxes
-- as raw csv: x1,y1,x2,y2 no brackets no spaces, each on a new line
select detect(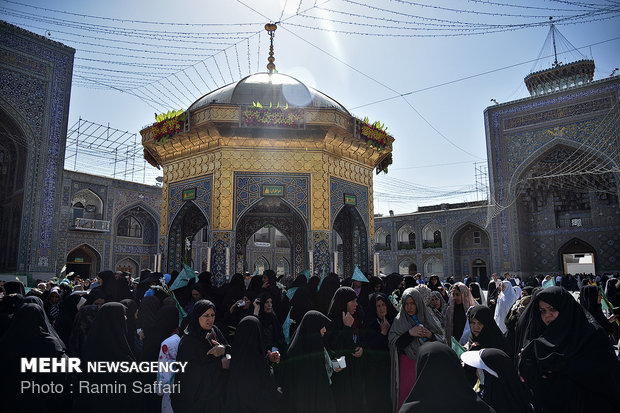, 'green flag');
286,287,298,301
352,265,369,283
542,276,556,289
451,336,466,357
599,285,619,326
317,266,327,291
174,297,188,327
283,308,293,345
170,263,198,290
